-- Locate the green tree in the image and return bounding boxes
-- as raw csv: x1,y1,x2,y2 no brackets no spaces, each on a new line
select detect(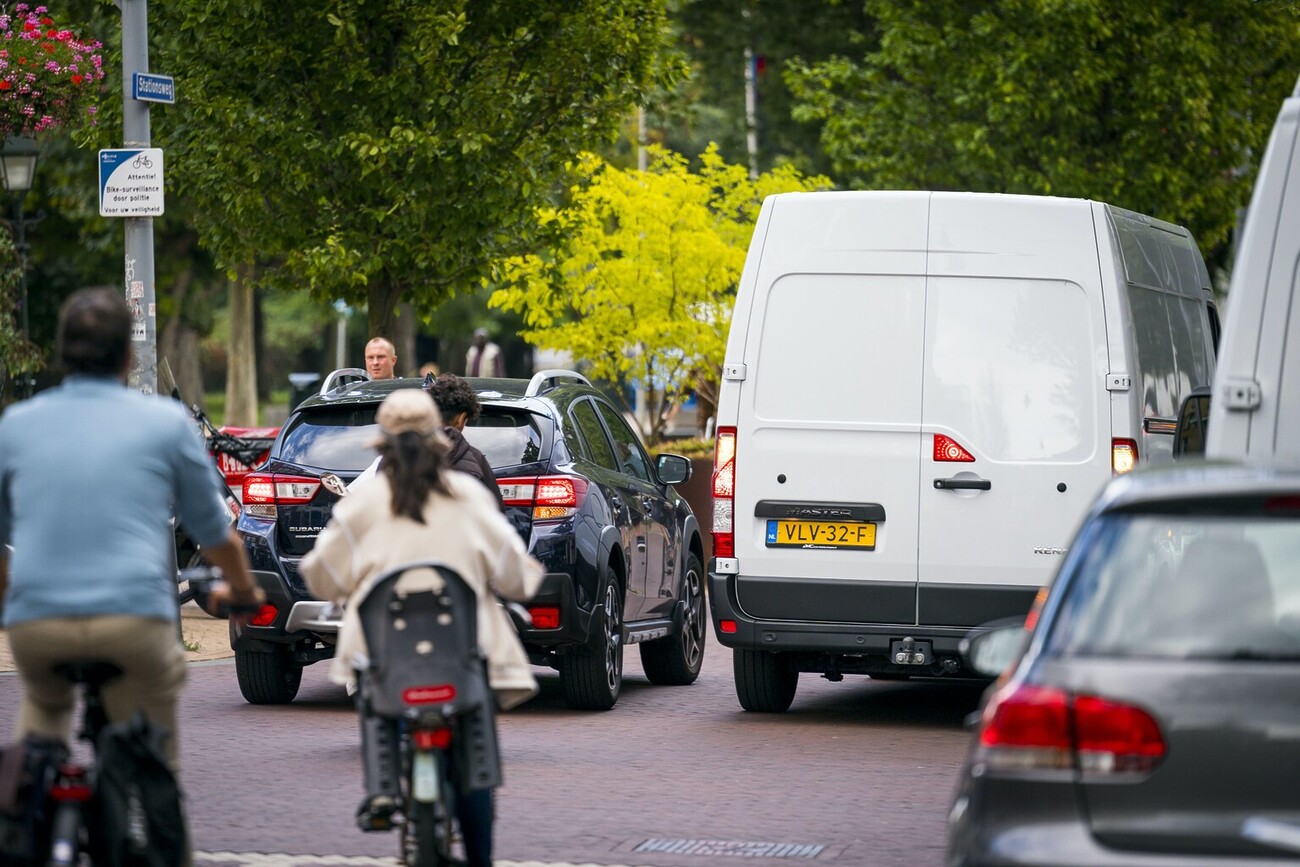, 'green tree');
489,144,828,444
786,0,1300,274
138,1,680,344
